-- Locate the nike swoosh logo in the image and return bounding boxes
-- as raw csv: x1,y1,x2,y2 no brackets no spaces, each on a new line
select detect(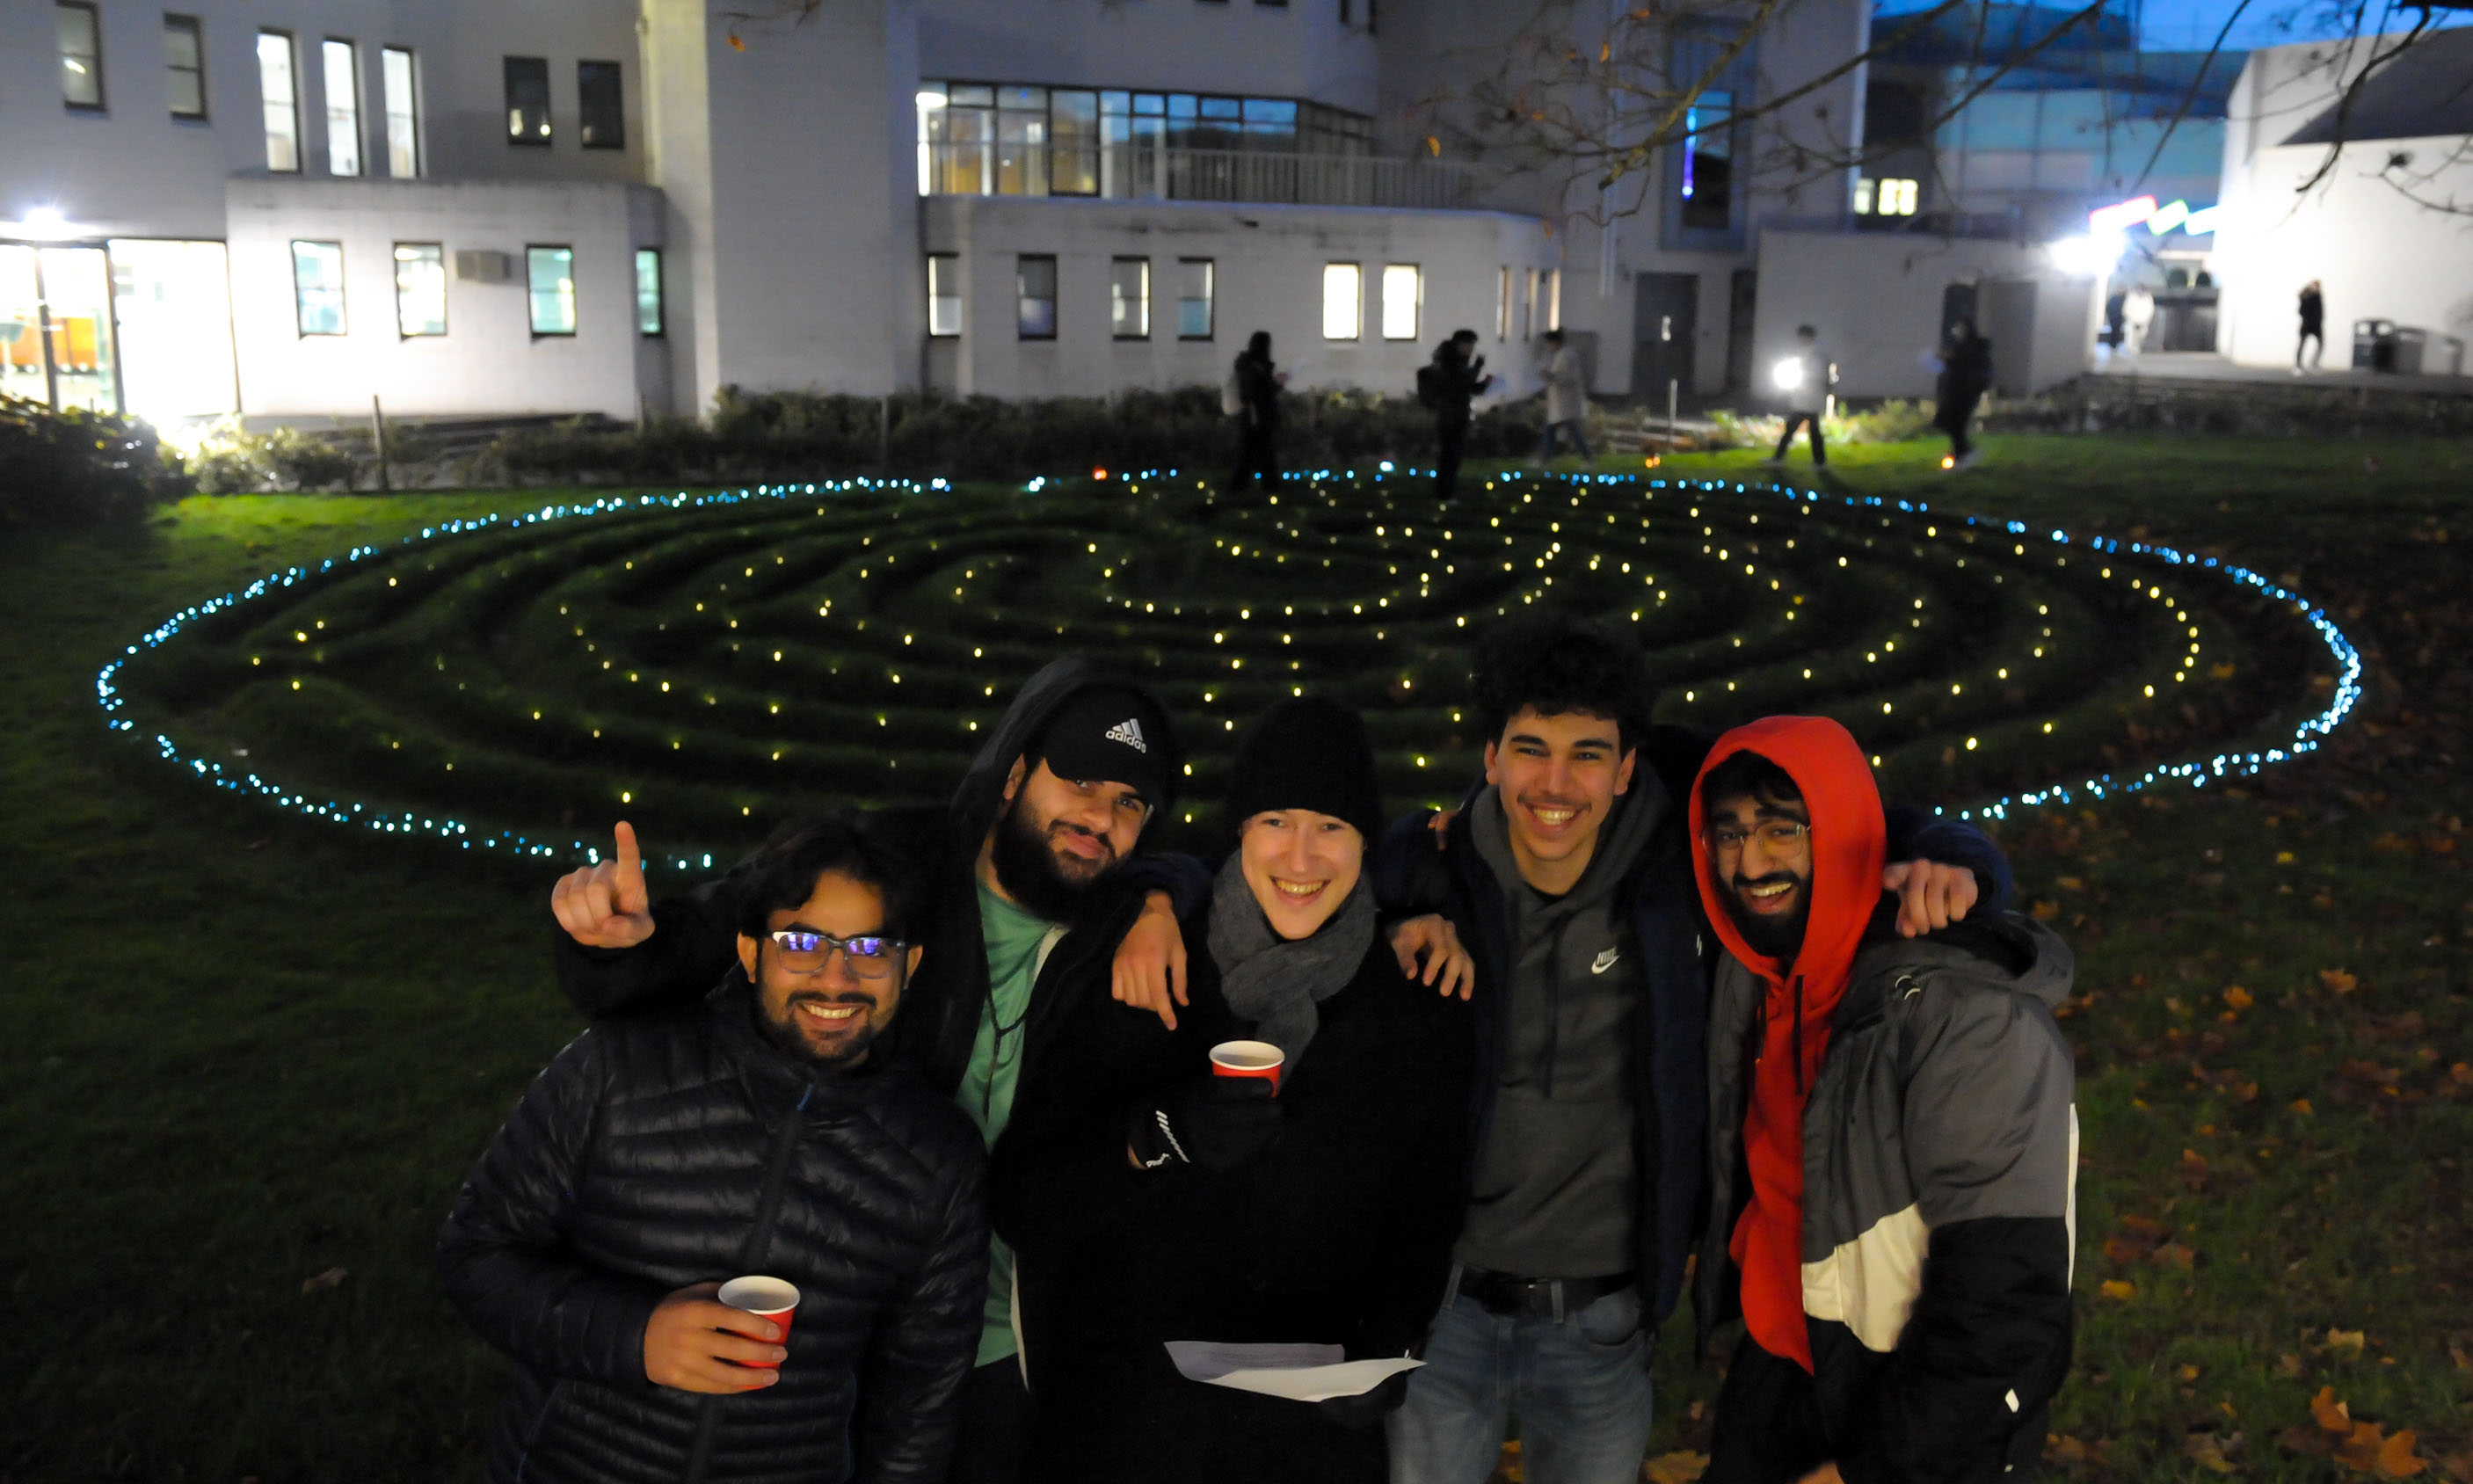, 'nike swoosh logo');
1591,949,1620,974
